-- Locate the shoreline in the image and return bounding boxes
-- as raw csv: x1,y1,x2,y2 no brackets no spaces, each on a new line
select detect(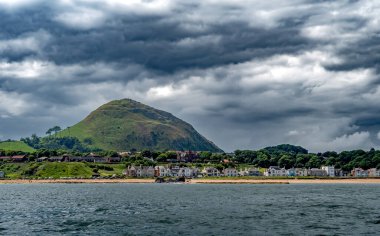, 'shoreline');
1,178,380,184
190,178,380,184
